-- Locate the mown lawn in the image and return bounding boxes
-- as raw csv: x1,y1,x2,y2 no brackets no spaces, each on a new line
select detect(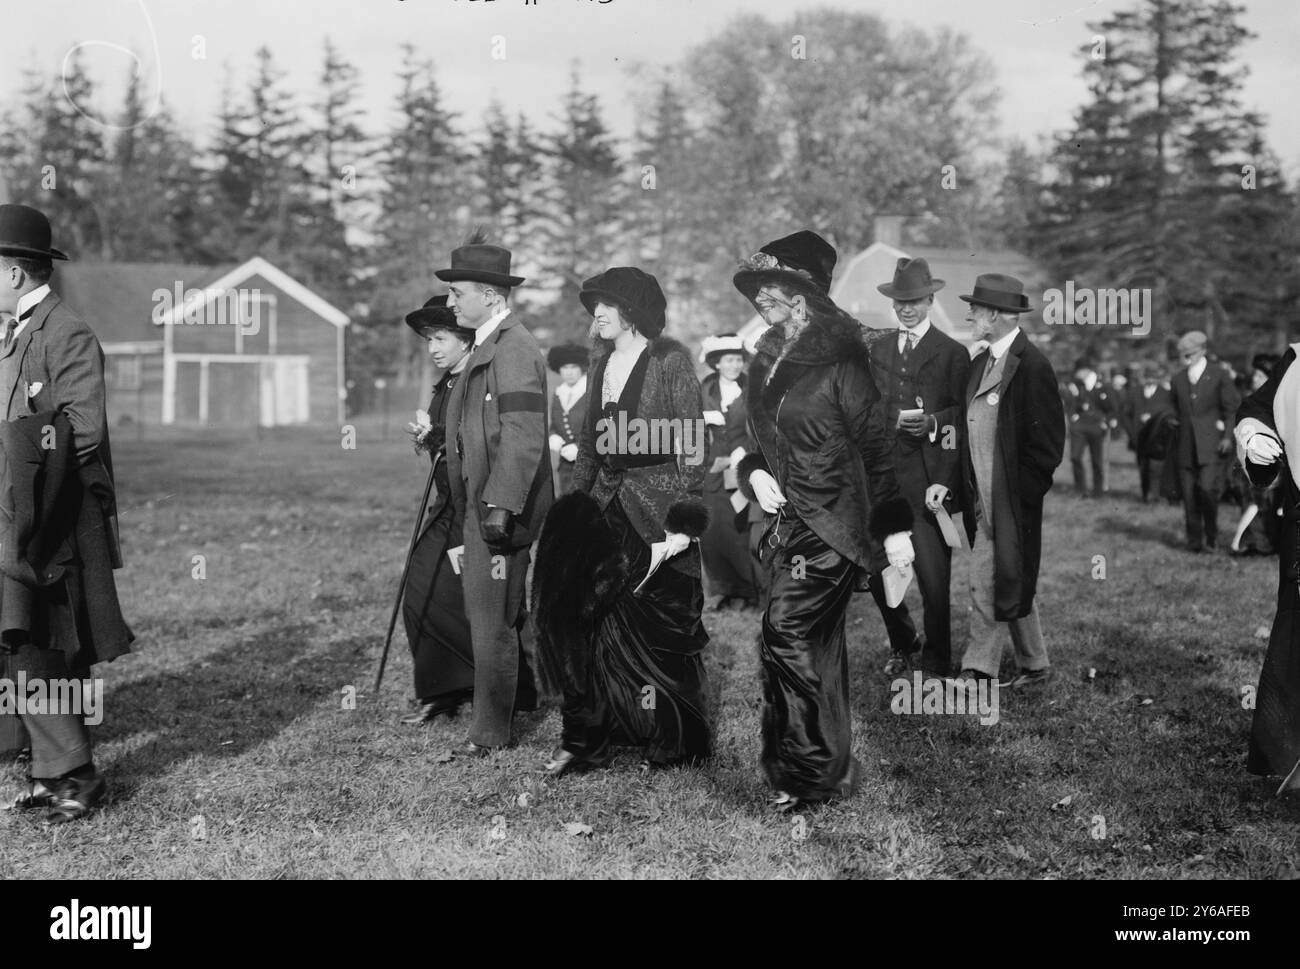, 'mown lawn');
2,417,1297,878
